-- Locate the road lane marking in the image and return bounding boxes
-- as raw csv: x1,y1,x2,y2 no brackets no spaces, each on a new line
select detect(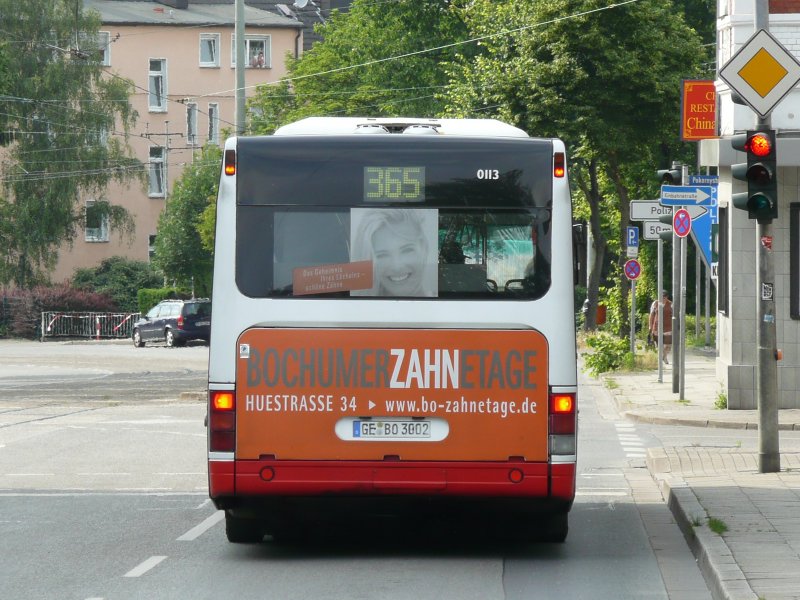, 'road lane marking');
177,510,224,541
123,555,167,578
